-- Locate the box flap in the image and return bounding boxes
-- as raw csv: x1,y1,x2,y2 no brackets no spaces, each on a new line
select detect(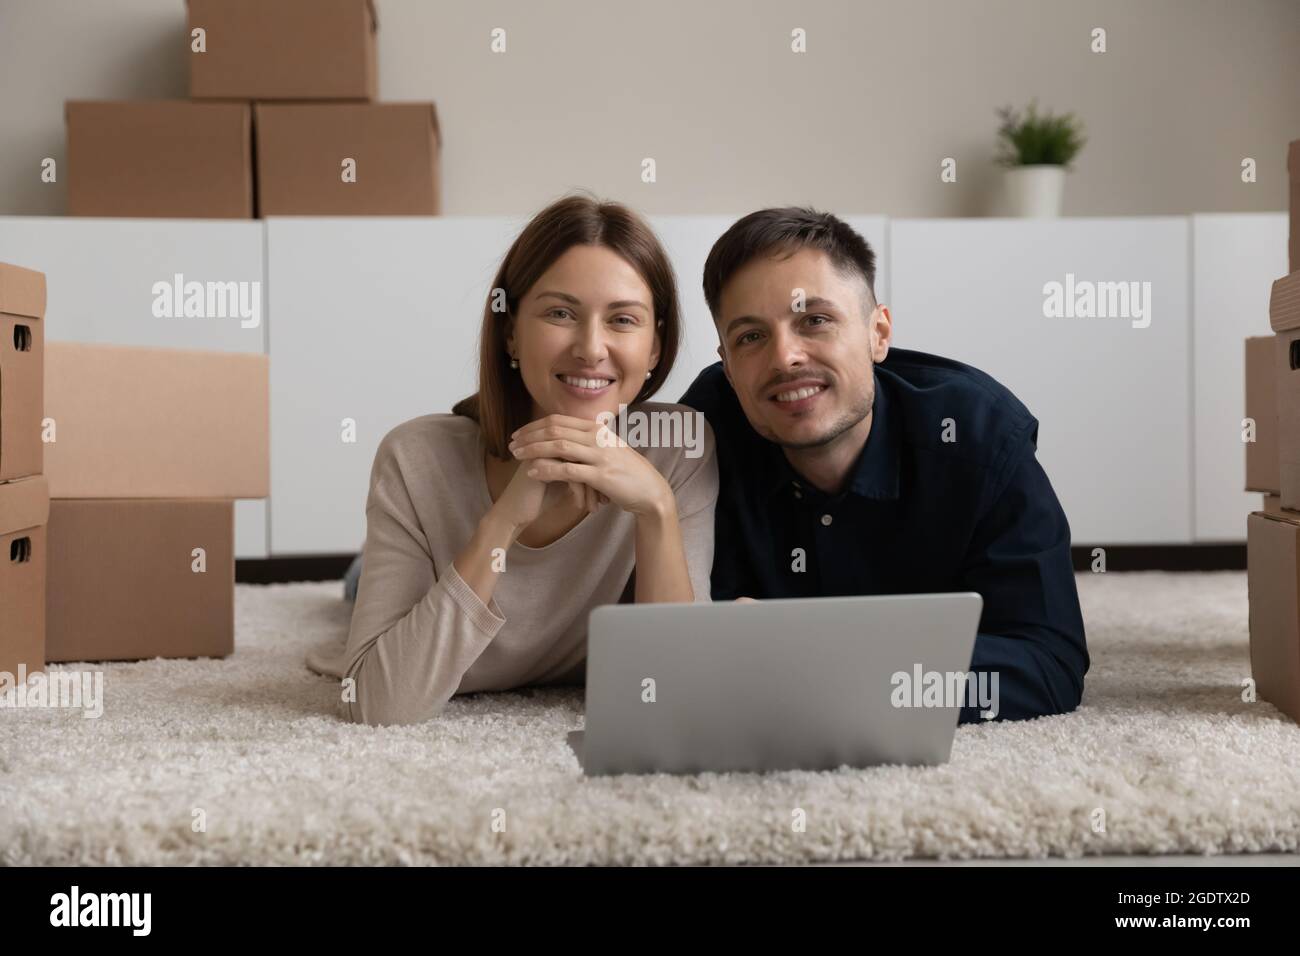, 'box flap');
1254,509,1300,529
0,475,50,535
1270,271,1300,333
0,261,46,319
